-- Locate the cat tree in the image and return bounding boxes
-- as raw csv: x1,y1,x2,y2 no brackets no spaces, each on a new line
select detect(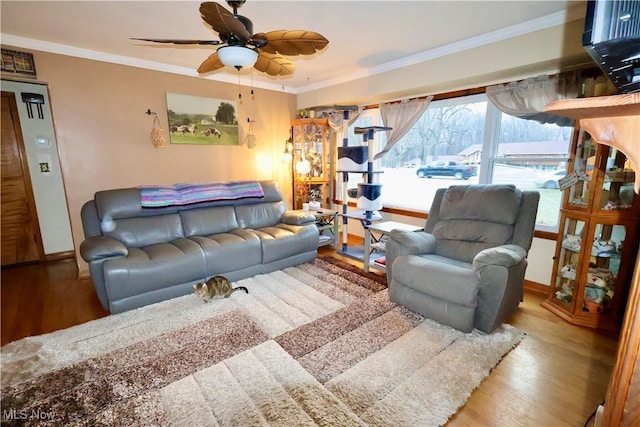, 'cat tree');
336,108,391,259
